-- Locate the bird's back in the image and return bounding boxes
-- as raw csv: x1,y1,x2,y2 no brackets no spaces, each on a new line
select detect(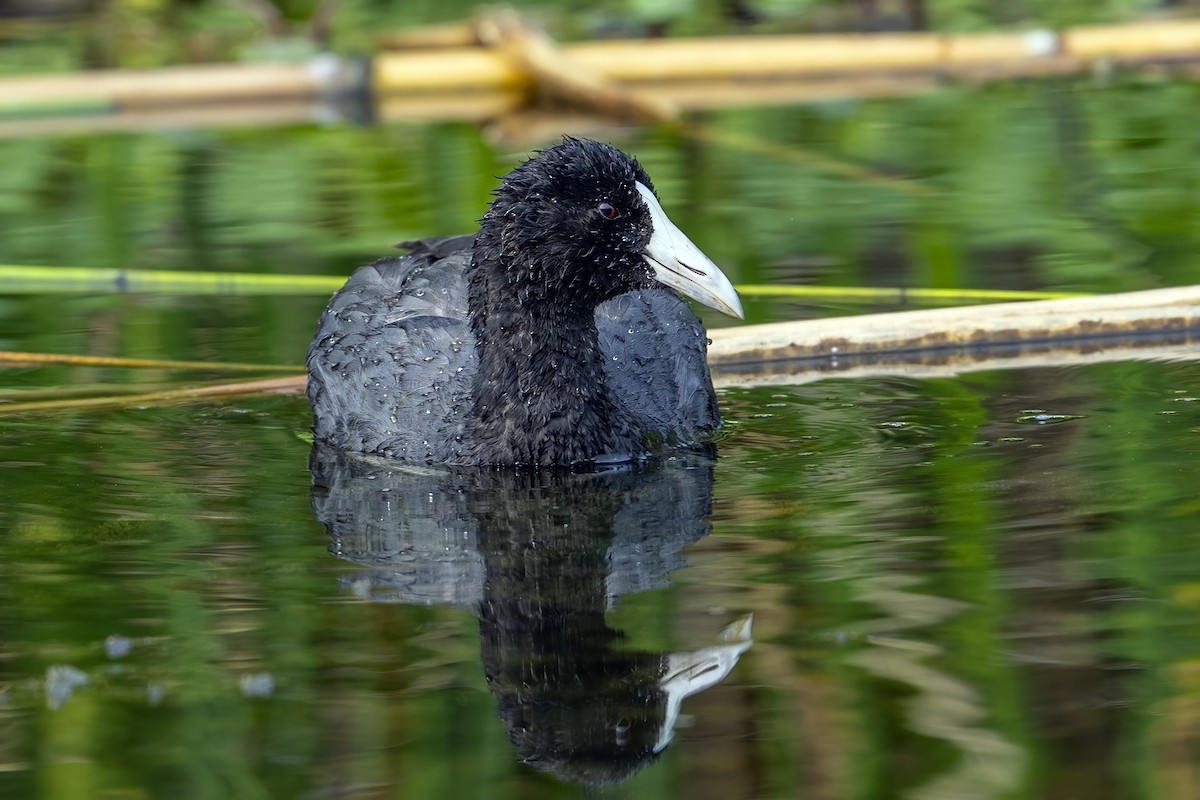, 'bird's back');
306,236,477,462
